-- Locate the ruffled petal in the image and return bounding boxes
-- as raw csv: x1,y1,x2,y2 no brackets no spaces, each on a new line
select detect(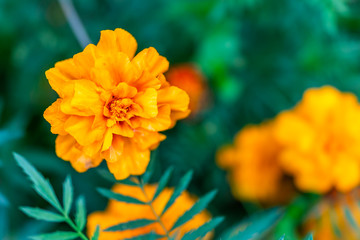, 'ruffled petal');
43,99,68,135
133,88,158,118
64,115,106,146
132,47,169,77
97,29,138,59
139,104,172,131
157,86,189,112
